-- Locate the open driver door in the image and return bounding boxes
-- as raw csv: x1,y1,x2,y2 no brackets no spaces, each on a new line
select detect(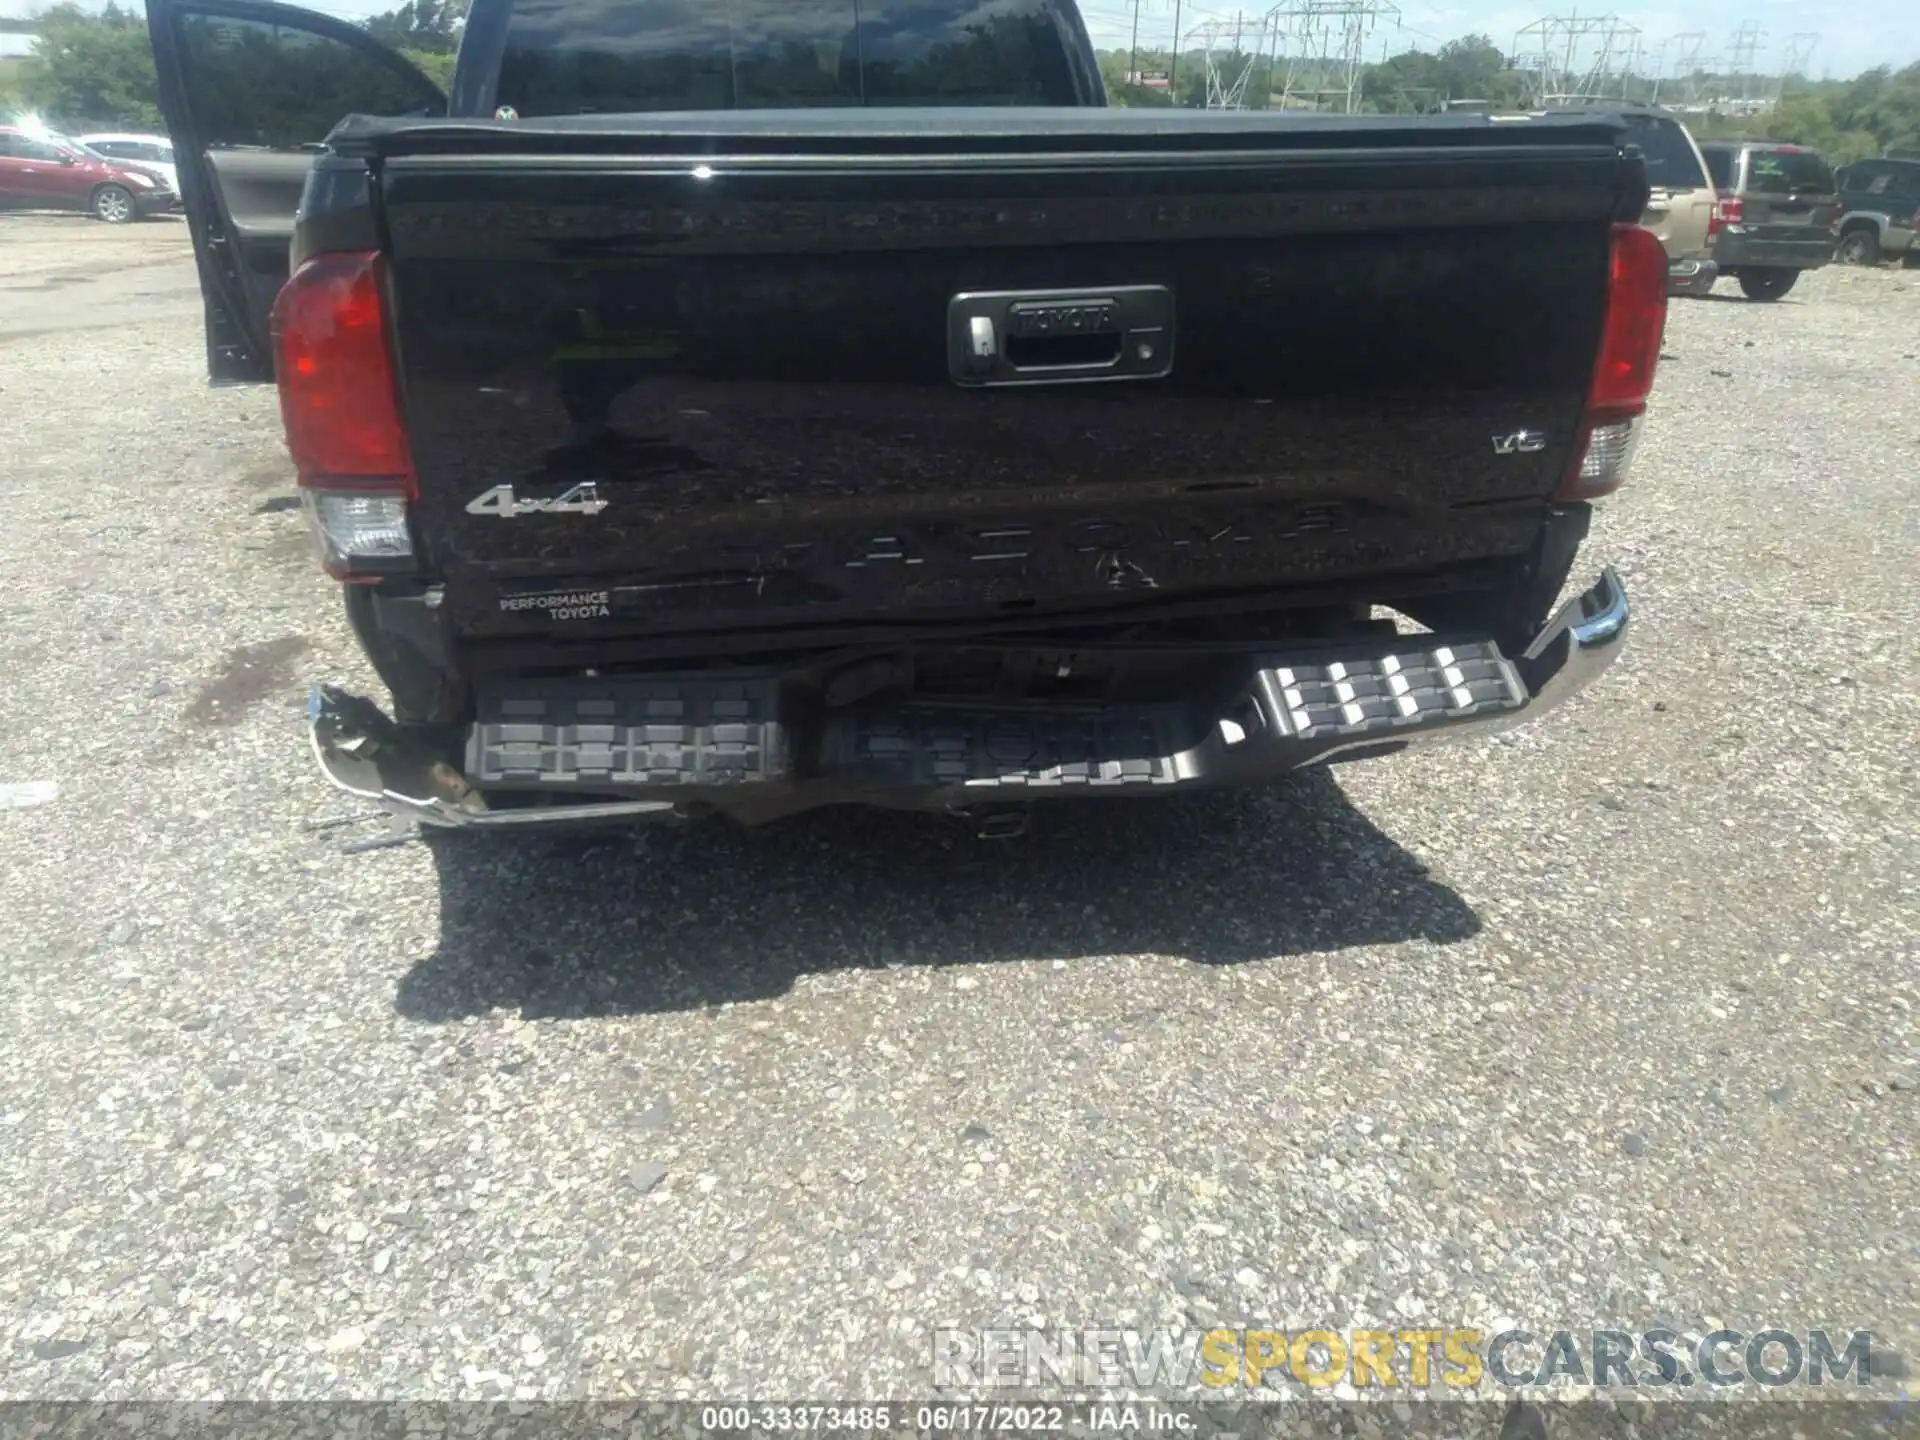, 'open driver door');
146,0,446,384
